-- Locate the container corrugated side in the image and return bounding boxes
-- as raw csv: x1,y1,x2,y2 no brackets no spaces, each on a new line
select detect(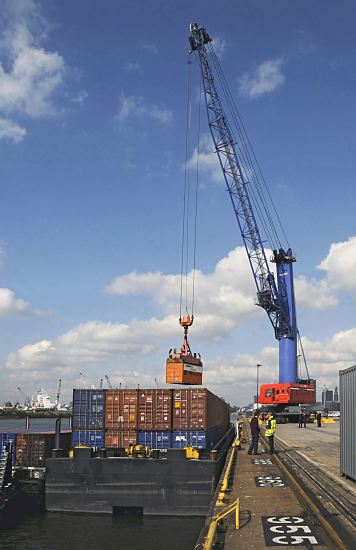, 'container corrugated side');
137,431,171,449
72,430,104,448
0,432,16,464
172,388,229,431
15,432,71,466
172,428,220,450
105,389,138,430
105,430,137,448
72,389,105,430
137,389,172,430
340,365,356,480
